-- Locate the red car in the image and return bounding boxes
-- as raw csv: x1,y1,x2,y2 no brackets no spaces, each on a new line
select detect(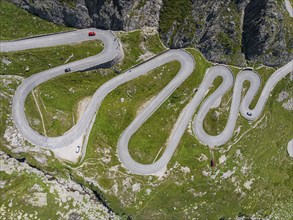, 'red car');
88,31,96,36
